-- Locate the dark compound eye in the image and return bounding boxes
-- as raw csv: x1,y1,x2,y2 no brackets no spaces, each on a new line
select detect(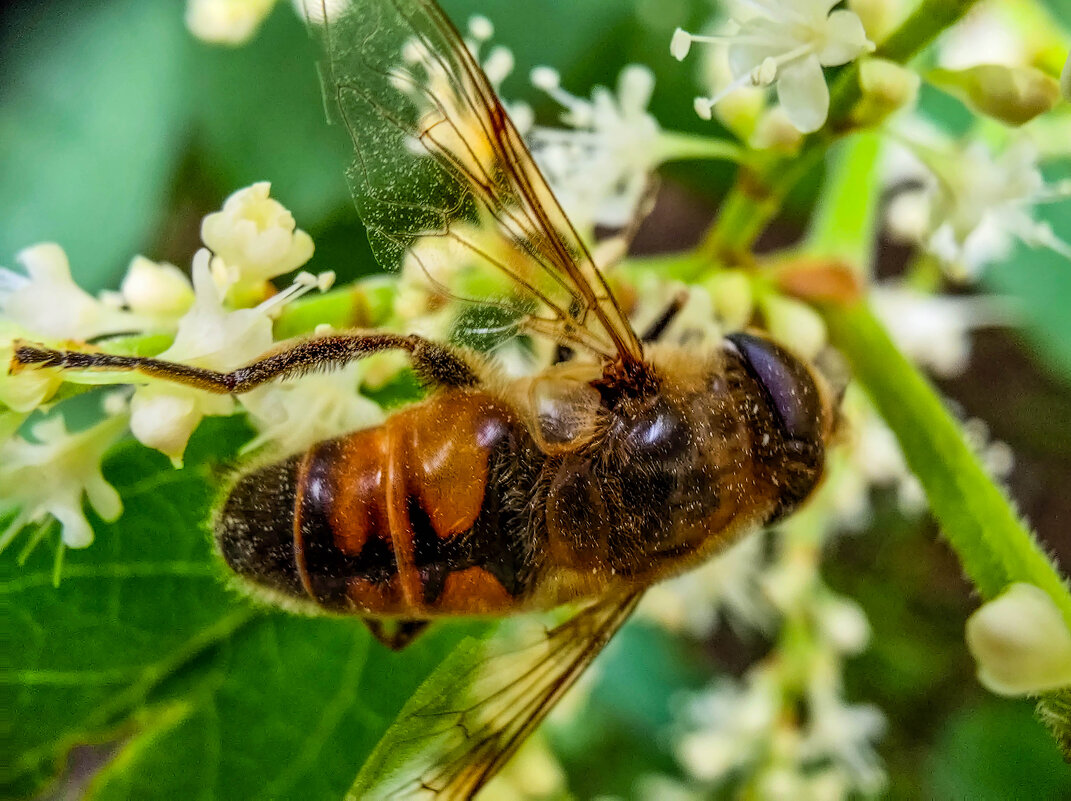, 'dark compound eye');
726,332,822,442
